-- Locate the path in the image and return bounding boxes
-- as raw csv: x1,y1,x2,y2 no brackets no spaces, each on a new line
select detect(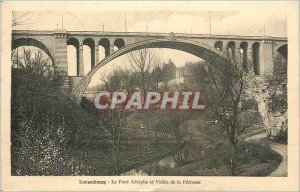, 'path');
268,142,287,176
244,131,287,177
